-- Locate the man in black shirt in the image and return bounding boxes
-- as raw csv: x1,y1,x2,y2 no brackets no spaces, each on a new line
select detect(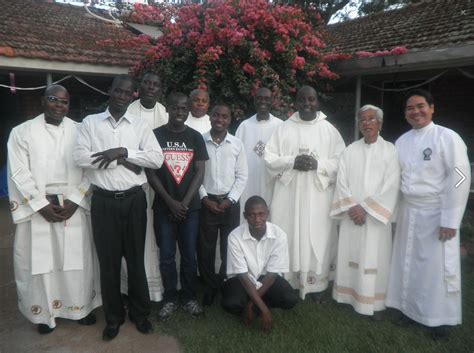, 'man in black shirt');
146,92,209,321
